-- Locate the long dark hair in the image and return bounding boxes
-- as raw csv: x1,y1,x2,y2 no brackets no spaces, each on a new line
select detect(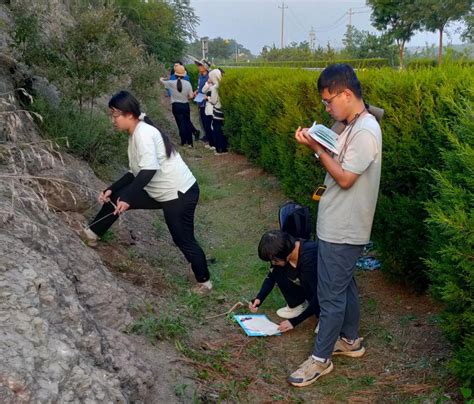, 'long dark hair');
109,90,176,158
176,77,183,92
